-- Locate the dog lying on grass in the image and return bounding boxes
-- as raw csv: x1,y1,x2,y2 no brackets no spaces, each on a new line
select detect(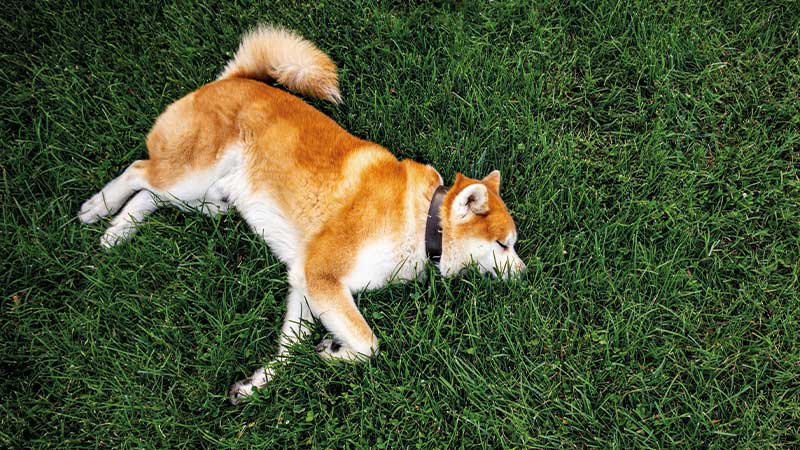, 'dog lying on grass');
78,25,525,403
